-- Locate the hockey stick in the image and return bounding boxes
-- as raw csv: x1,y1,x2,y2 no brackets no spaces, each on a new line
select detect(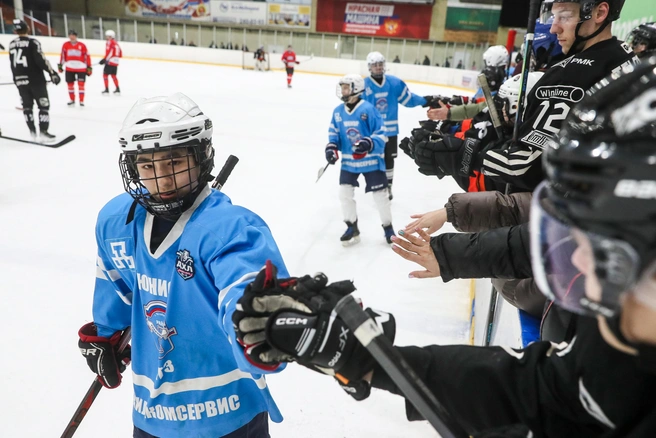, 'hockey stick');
299,54,314,63
61,155,239,438
316,162,330,183
483,286,500,346
512,0,541,143
335,295,469,438
477,73,504,140
60,328,132,438
1,134,76,148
